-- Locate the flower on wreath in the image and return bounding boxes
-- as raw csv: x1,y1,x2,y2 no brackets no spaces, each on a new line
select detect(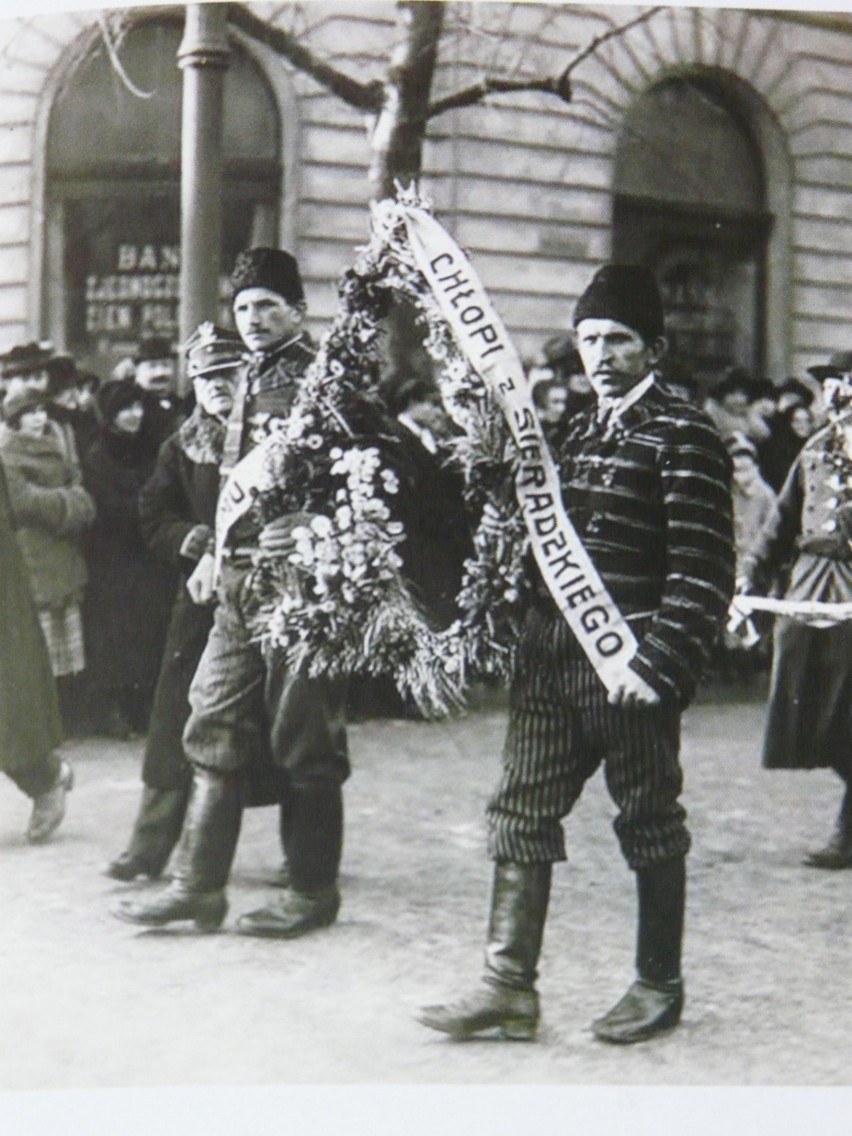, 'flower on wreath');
251,184,531,716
